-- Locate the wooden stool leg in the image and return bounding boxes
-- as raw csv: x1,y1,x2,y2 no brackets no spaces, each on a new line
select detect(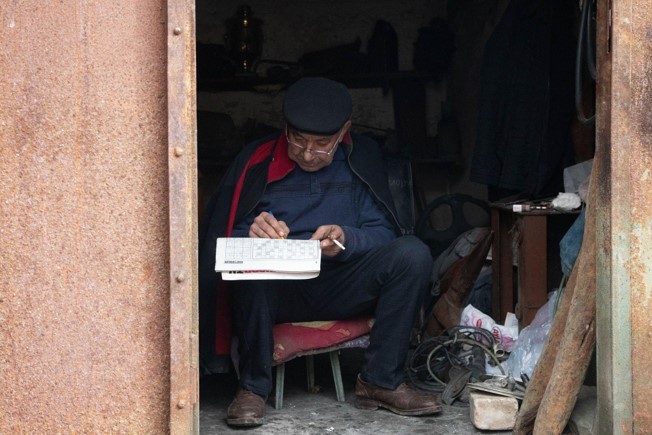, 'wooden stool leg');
329,351,345,402
275,363,285,410
306,355,315,392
